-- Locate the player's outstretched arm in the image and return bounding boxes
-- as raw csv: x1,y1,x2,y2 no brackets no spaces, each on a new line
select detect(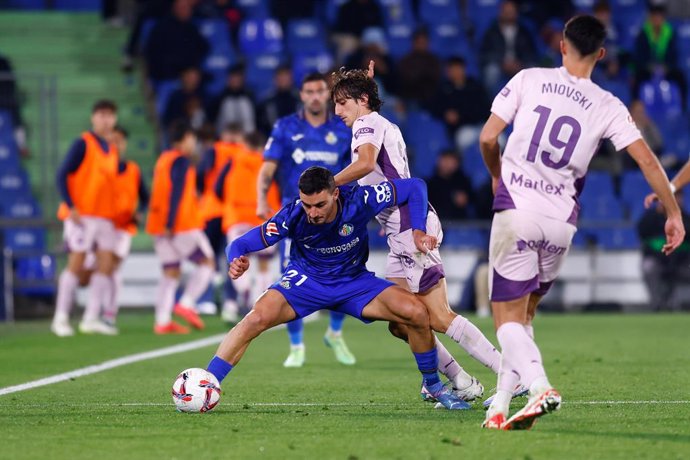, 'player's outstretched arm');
224,224,280,279
479,114,508,194
334,143,378,186
627,139,686,254
389,178,437,252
